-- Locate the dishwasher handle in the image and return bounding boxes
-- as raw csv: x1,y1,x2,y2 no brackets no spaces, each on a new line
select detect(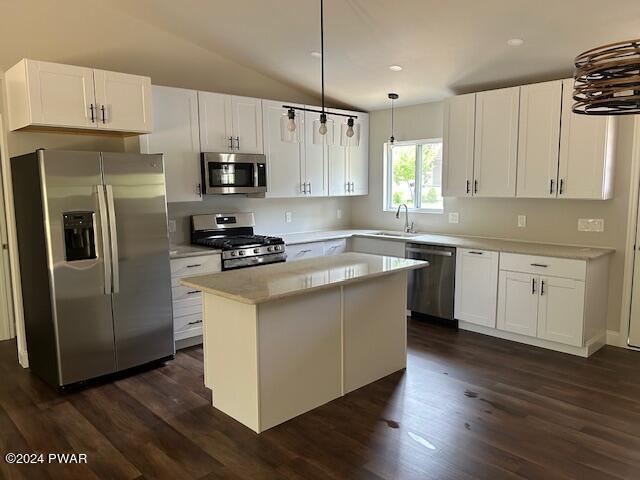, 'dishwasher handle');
406,247,454,257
